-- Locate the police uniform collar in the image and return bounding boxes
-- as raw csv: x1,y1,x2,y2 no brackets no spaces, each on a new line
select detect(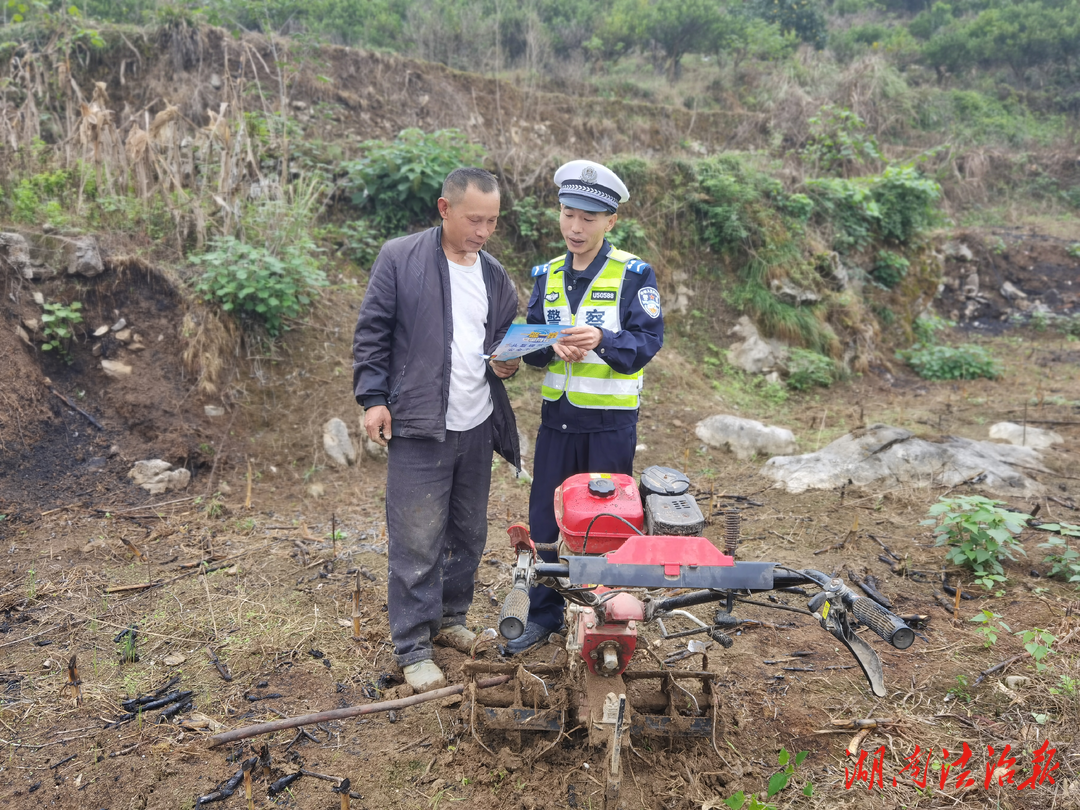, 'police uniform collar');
554,239,611,274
